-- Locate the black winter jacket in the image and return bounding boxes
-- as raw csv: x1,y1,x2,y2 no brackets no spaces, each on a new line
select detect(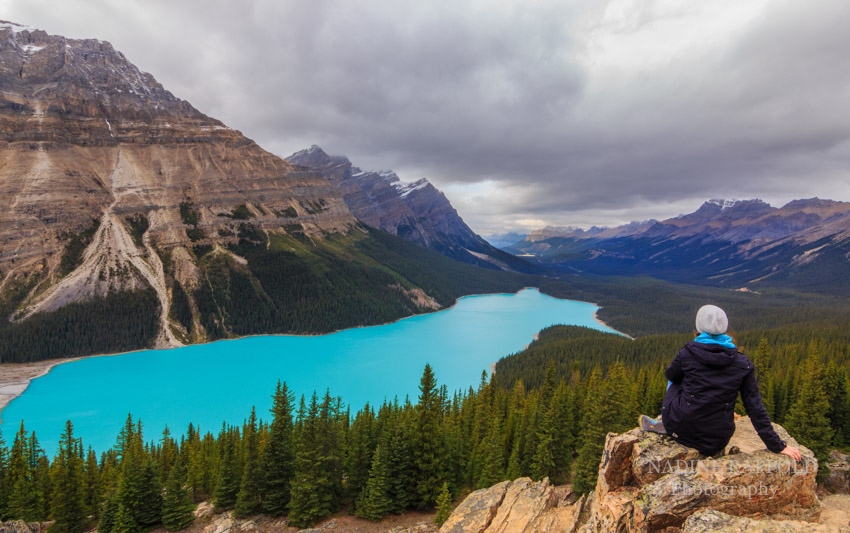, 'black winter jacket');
661,341,786,456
